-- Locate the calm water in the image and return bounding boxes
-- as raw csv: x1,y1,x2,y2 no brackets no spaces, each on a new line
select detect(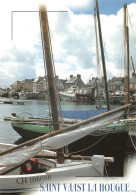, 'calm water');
0,98,97,144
